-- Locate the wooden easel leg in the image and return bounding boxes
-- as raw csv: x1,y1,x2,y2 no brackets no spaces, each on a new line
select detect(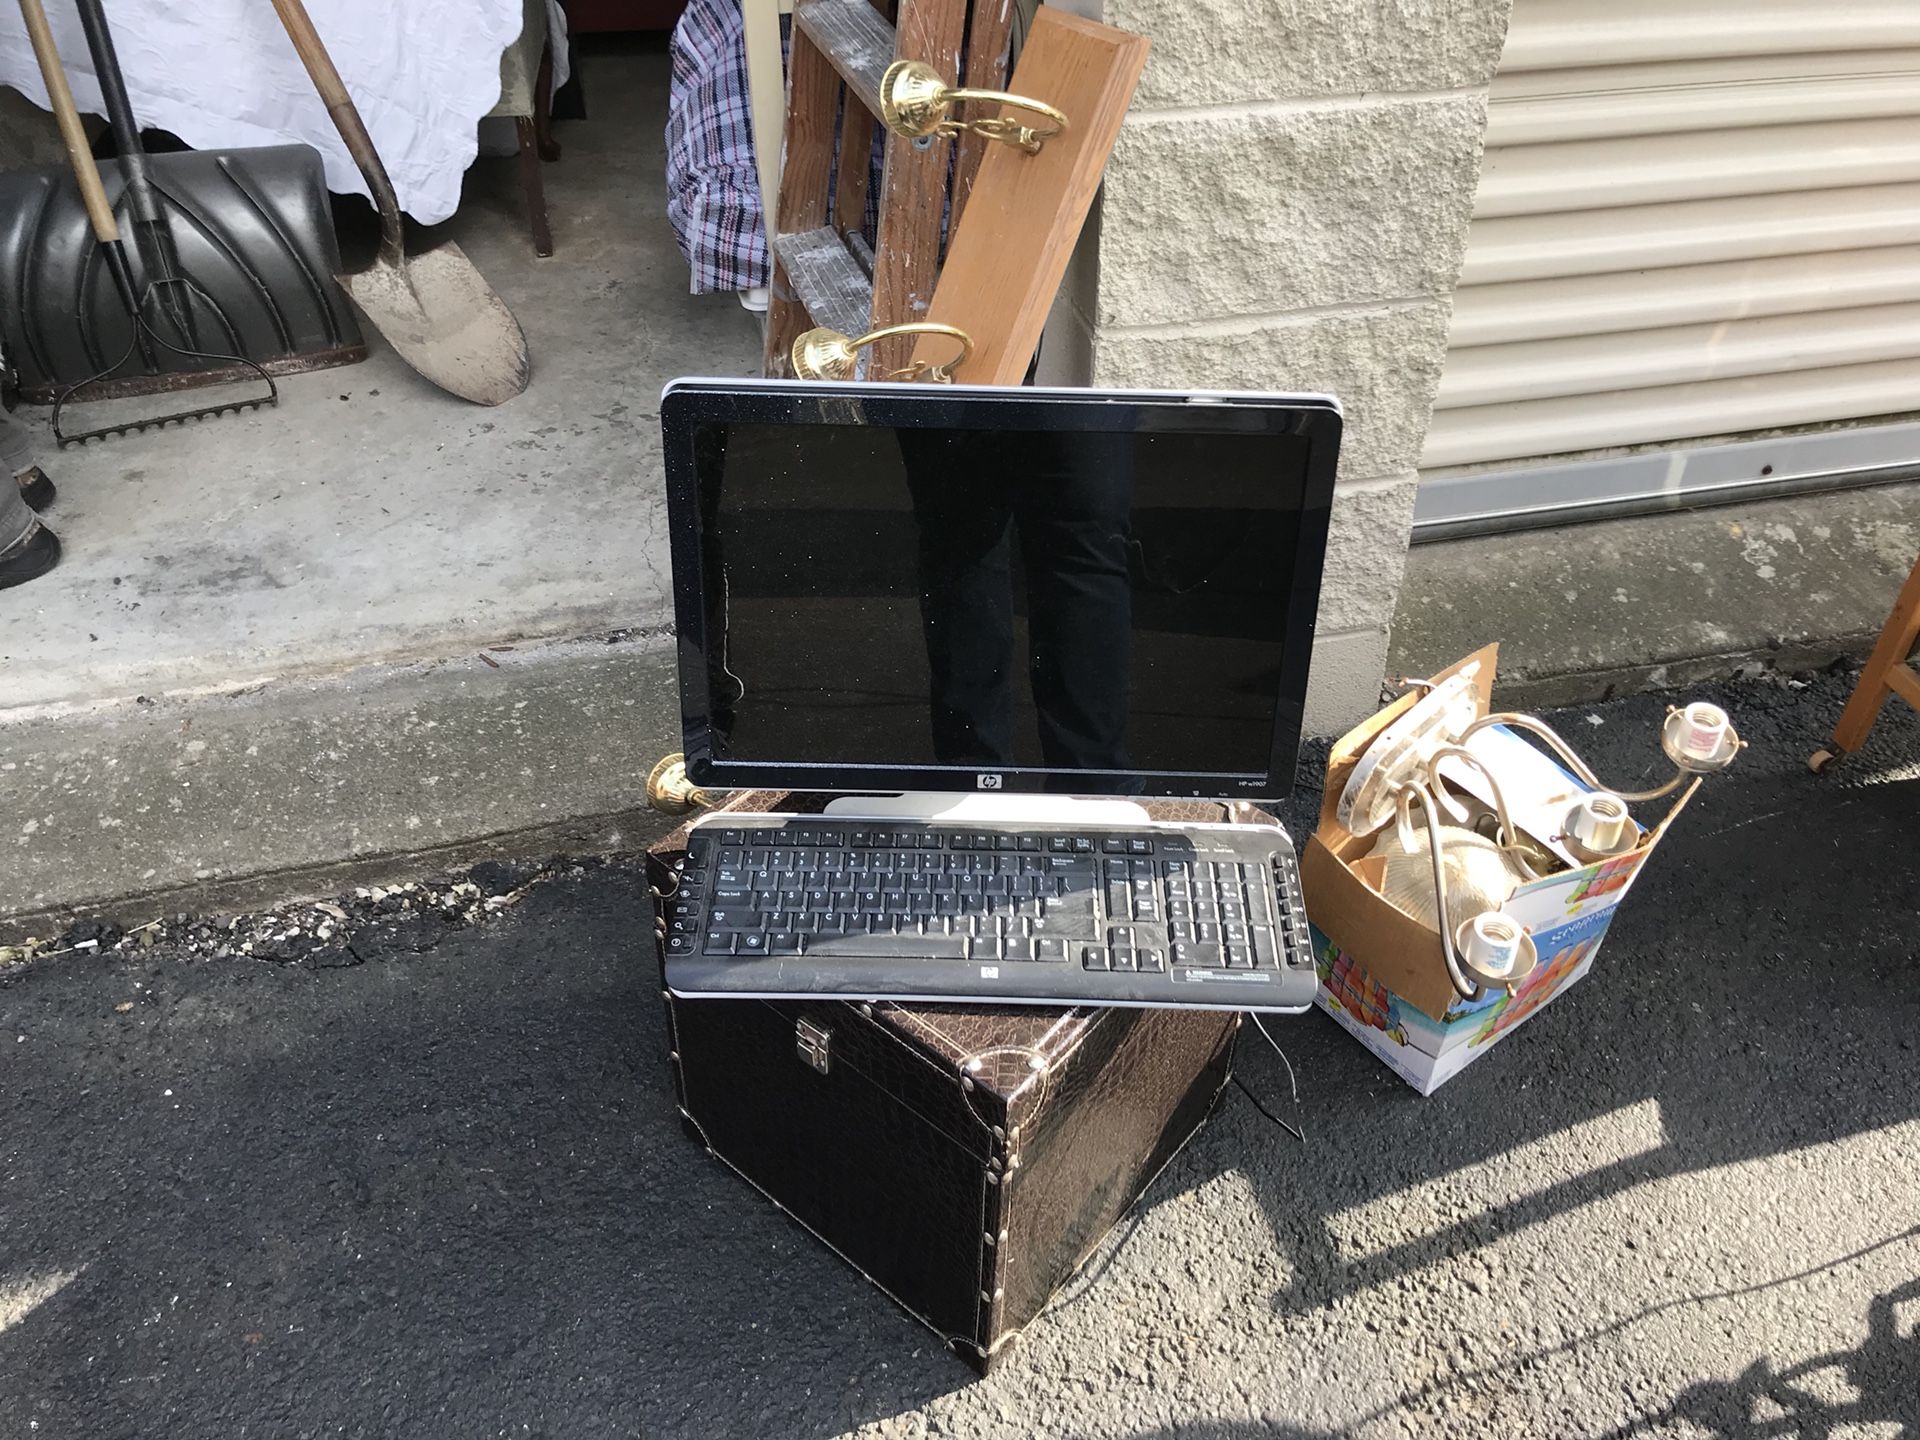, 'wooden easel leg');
534,45,561,162
1830,550,1920,754
516,116,555,258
